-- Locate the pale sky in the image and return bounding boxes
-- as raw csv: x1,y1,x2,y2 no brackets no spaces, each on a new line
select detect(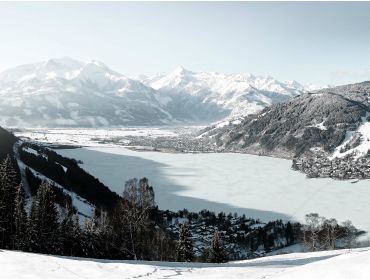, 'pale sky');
1,1,370,86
